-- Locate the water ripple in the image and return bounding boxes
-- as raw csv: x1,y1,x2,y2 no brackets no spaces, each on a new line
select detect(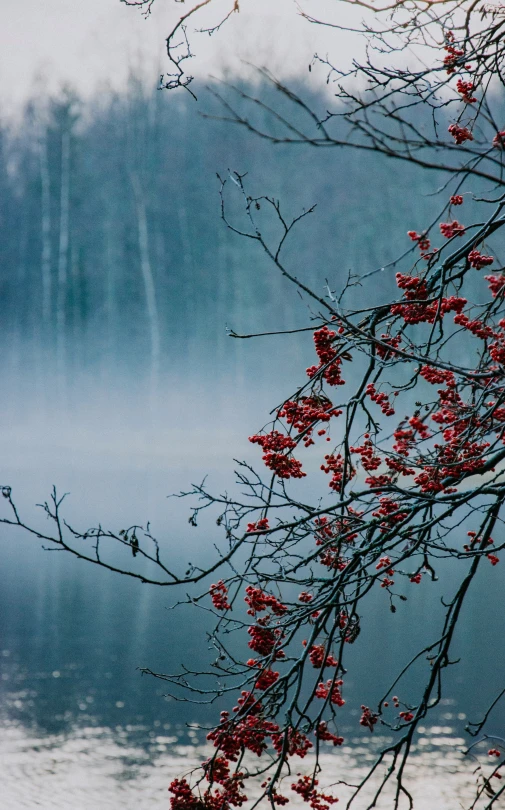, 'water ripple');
0,717,483,810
